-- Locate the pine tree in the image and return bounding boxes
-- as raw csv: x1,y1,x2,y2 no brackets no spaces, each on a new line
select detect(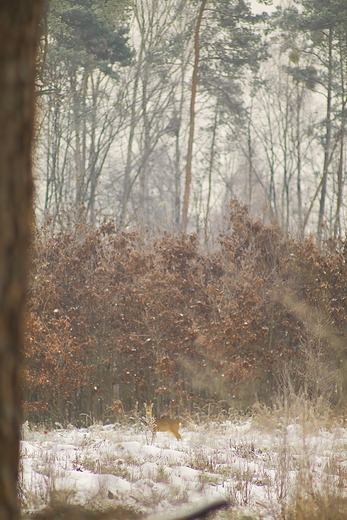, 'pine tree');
275,0,347,243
